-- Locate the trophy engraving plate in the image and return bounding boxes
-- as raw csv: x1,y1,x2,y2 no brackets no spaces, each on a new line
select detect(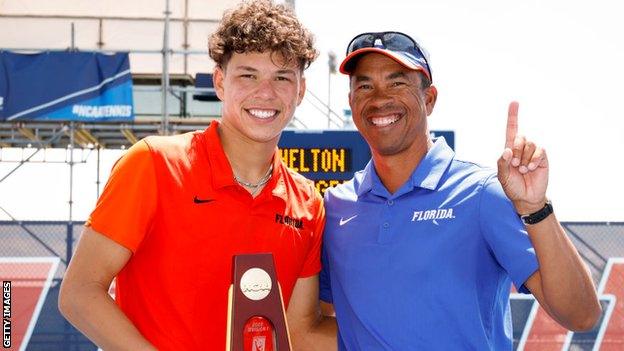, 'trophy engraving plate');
243,316,273,351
